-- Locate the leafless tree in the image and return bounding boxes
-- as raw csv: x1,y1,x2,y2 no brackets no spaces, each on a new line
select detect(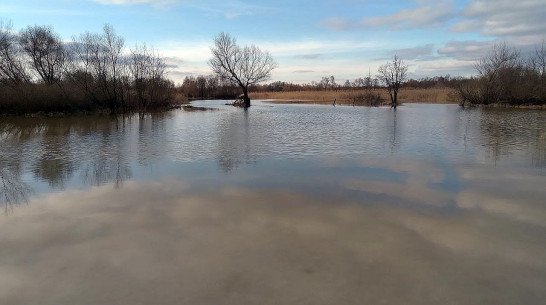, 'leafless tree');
378,55,408,109
97,24,126,110
69,31,100,101
209,32,276,107
530,41,546,82
67,25,129,111
73,24,127,111
475,42,521,77
0,20,30,85
475,42,524,105
130,43,168,108
19,25,67,85
455,42,545,106
319,76,330,90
